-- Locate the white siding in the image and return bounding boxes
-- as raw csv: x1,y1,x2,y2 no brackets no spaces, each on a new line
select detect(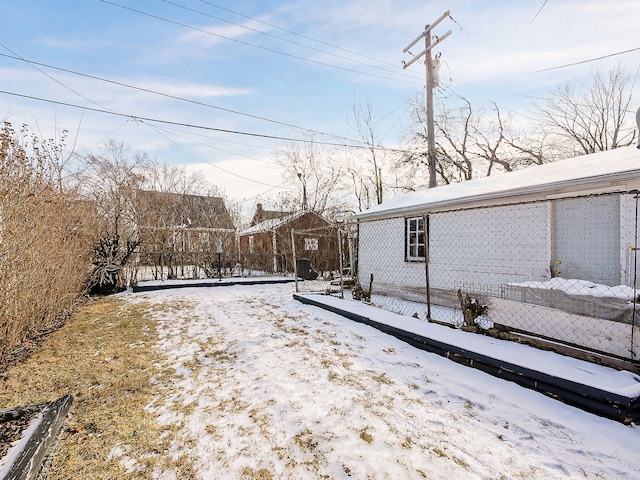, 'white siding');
358,203,551,298
620,194,640,286
358,217,426,297
552,195,620,286
429,203,551,289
